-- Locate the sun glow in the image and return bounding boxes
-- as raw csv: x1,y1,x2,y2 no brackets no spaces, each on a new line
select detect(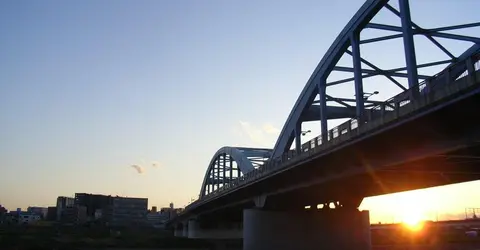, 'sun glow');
403,216,424,231
401,208,425,231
